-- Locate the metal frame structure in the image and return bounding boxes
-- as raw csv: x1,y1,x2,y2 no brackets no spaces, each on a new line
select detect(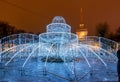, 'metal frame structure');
0,16,118,82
